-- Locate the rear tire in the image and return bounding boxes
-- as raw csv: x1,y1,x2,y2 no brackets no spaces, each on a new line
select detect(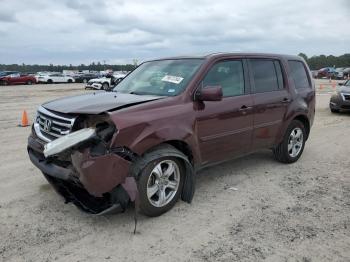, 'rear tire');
26,80,32,85
68,79,73,83
102,82,109,90
273,120,306,163
47,79,53,84
83,79,88,83
1,80,8,86
137,149,186,217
